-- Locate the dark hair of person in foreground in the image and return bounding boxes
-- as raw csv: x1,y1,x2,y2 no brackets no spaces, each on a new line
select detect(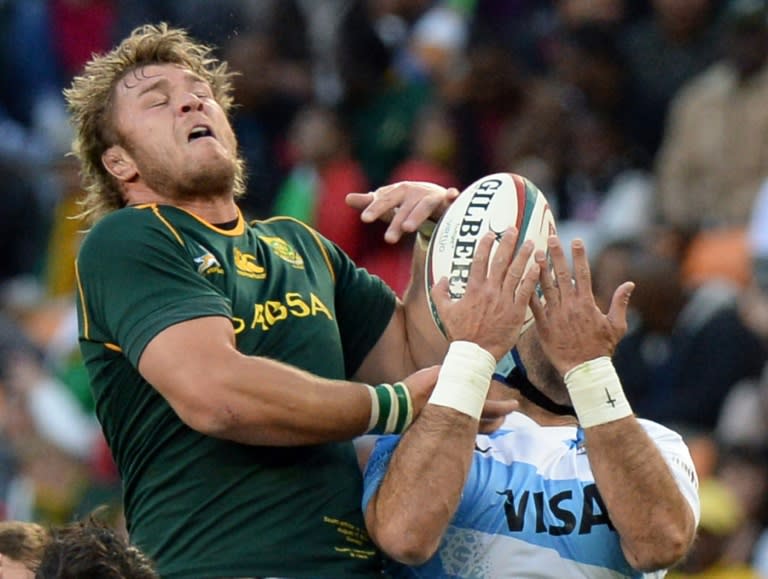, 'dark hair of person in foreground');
34,515,158,579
